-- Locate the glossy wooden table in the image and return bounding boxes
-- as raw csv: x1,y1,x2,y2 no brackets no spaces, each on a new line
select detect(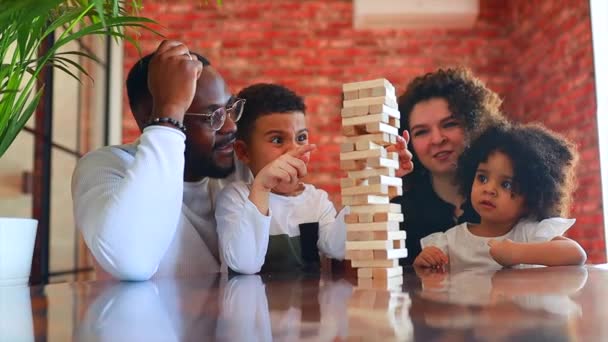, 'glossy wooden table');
2,265,608,341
